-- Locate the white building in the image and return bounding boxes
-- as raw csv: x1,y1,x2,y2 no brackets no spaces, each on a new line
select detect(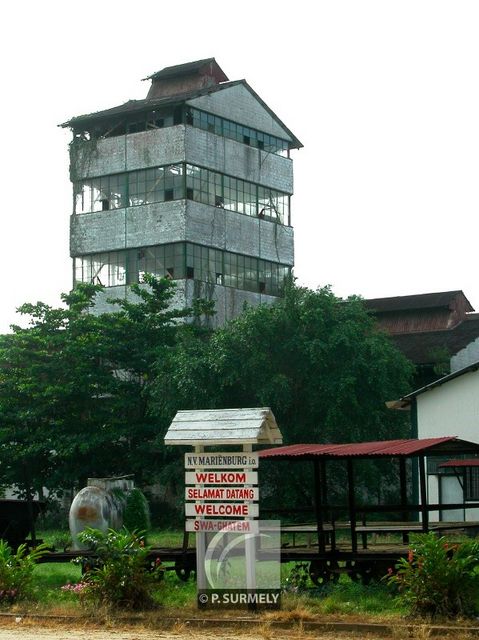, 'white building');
395,362,479,521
